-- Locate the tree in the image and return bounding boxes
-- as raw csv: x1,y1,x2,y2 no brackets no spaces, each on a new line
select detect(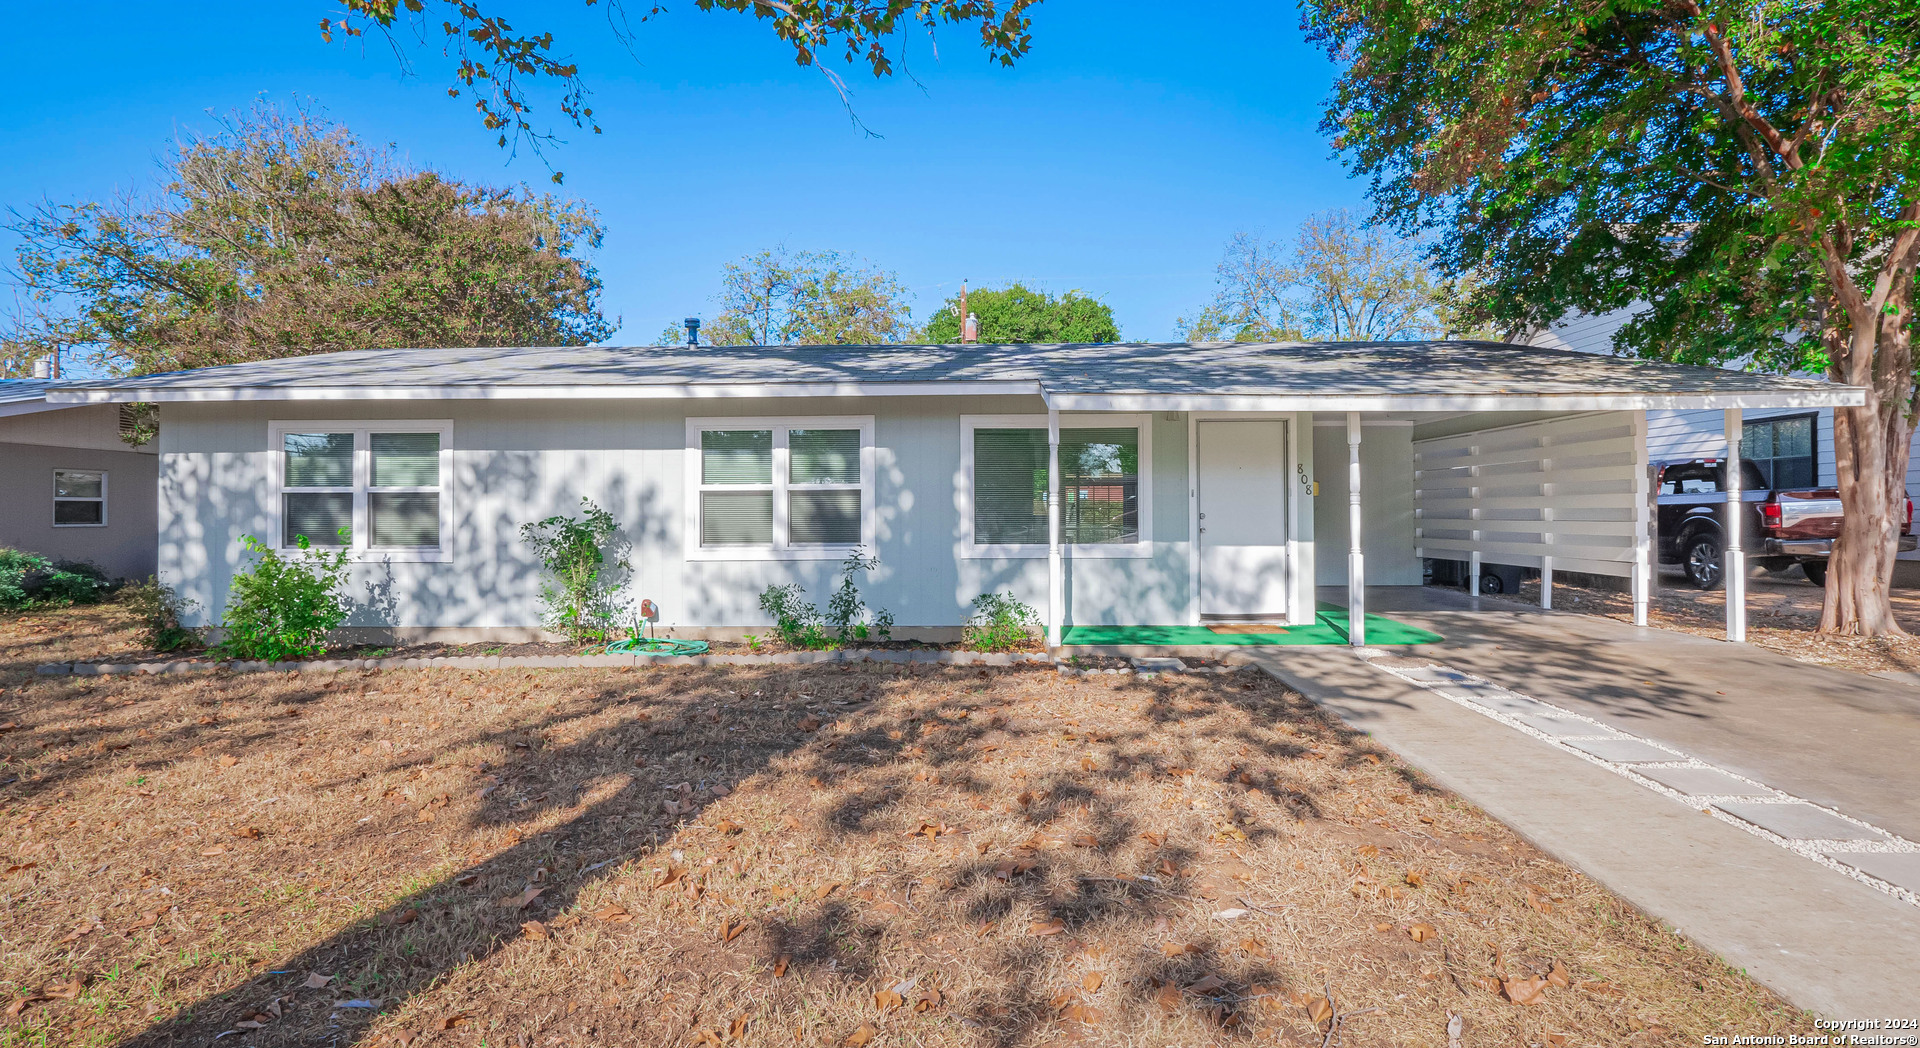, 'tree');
1304,0,1920,636
923,283,1117,343
4,101,612,380
1176,211,1465,342
667,248,915,345
322,1,1041,170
